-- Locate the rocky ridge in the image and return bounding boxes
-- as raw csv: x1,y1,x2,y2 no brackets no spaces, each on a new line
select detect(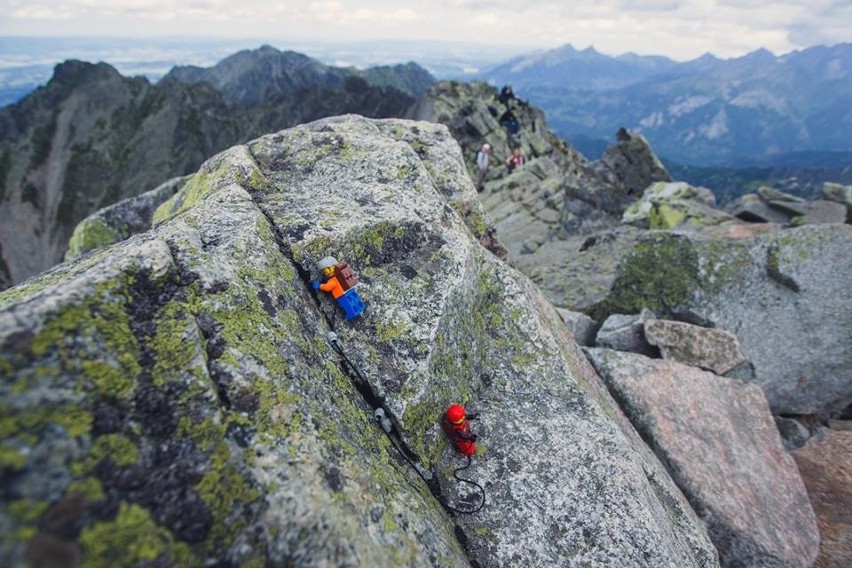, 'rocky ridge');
1,116,720,567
